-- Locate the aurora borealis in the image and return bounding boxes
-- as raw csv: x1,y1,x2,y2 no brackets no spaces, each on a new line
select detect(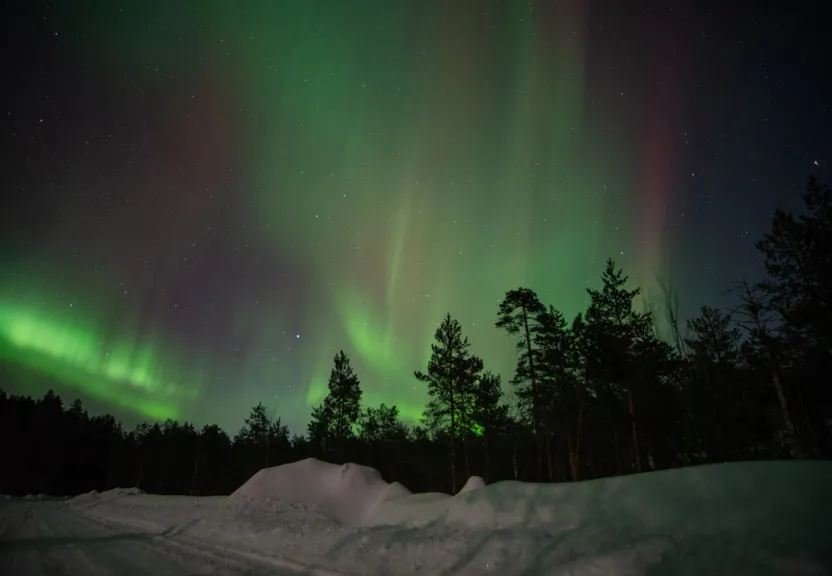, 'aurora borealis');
3,0,829,434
